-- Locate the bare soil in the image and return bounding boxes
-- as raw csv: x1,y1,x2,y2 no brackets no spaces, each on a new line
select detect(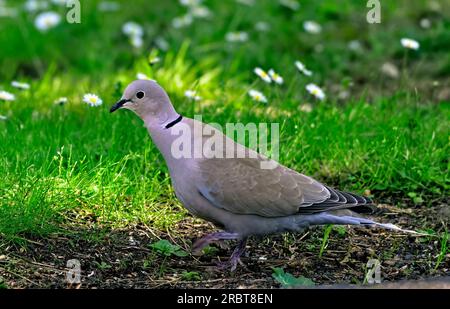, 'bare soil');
0,199,448,289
